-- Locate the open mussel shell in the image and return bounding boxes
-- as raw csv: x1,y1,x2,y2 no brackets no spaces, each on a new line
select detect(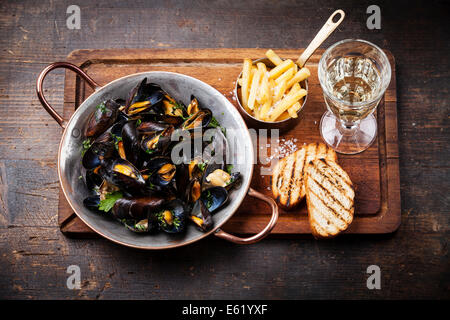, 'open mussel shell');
141,125,174,156
112,195,166,220
146,157,176,187
122,217,159,233
186,95,200,116
201,186,228,213
85,99,120,139
190,199,213,232
125,79,165,117
156,199,187,233
82,130,116,170
100,158,146,195
181,109,212,131
203,168,242,191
